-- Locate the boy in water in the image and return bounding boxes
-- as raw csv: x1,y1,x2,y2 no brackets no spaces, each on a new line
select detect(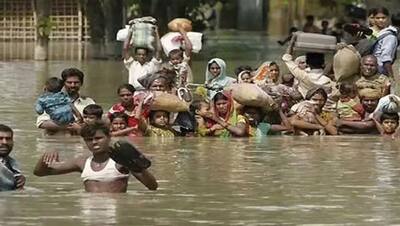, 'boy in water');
0,124,25,191
189,100,213,136
373,113,400,138
33,122,158,193
82,104,103,125
336,83,364,121
110,112,135,137
35,77,78,125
